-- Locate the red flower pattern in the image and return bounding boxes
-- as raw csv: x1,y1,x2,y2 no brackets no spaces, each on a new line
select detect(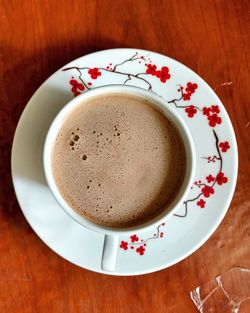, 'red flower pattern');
201,186,214,198
202,105,222,127
136,246,145,255
146,64,170,83
146,64,157,75
120,241,128,250
69,79,85,97
197,199,206,208
208,113,222,127
186,82,198,94
156,66,171,82
216,172,228,185
185,105,197,118
206,175,215,183
179,82,198,102
183,93,191,101
130,234,139,243
219,141,230,152
119,223,165,255
88,68,102,79
203,107,211,116
211,105,220,114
